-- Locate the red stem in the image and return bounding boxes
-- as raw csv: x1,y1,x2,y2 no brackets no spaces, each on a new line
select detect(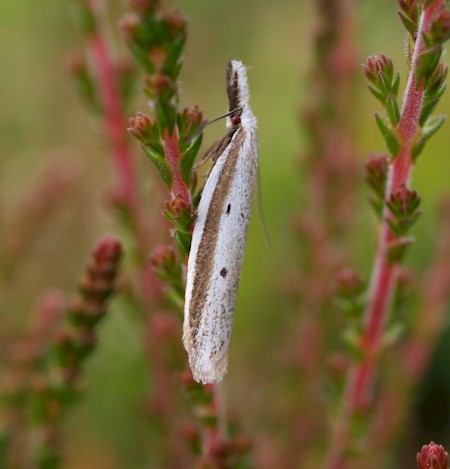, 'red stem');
324,3,442,467
85,0,161,306
163,129,191,204
89,30,139,208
